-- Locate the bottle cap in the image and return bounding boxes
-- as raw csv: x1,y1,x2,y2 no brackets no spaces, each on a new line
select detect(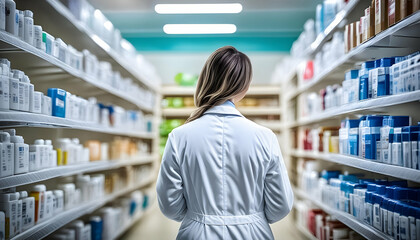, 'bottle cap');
45,139,52,145
34,139,45,145
19,191,28,198
0,132,11,142
32,184,46,192
24,10,33,18
0,58,11,68
53,190,64,197
3,129,16,136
